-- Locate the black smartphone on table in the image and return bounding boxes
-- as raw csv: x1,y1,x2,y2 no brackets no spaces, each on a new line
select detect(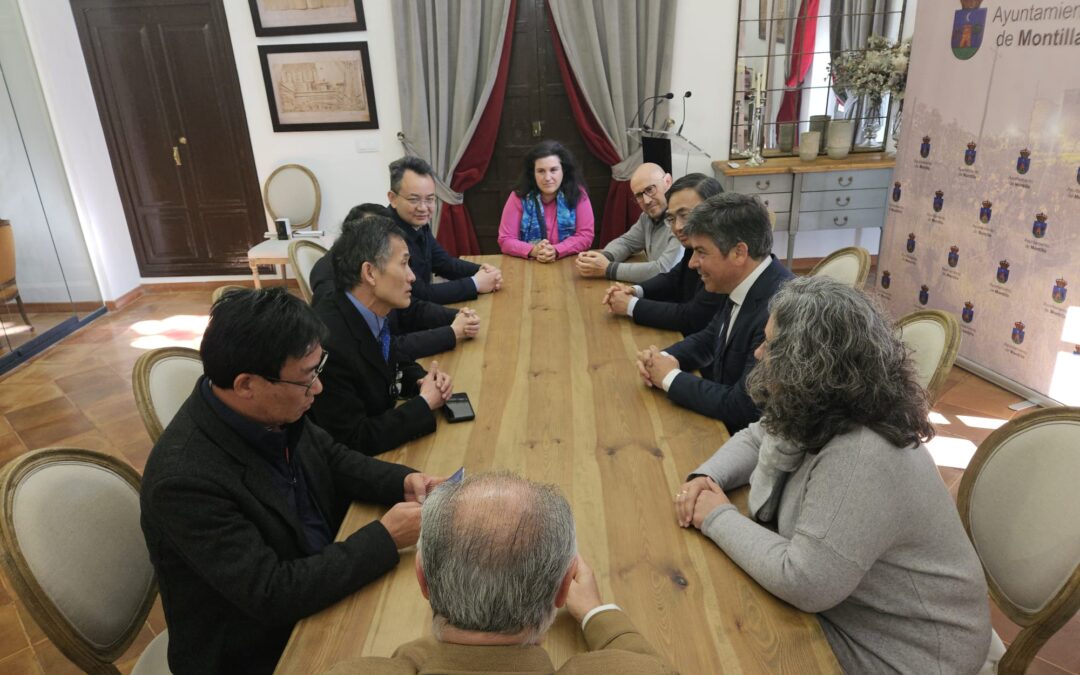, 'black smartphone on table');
443,392,475,422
